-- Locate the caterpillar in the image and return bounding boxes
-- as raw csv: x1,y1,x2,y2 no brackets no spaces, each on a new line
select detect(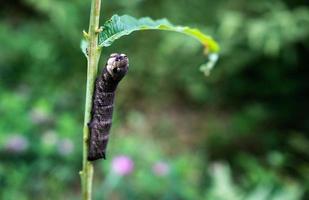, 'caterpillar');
87,53,129,161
